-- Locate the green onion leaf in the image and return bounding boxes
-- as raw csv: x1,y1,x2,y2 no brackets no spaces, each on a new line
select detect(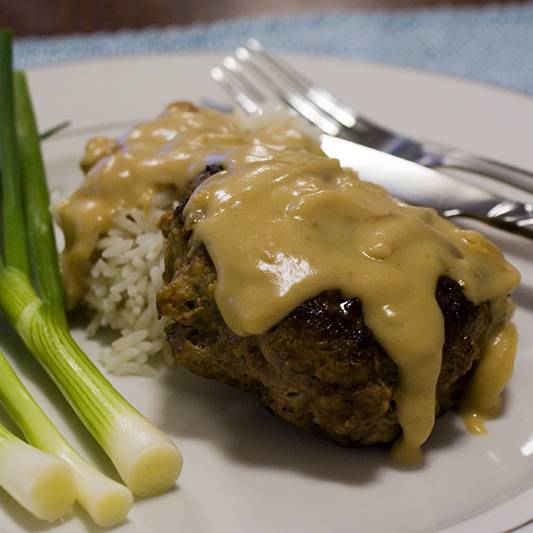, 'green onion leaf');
0,29,30,275
14,71,65,313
